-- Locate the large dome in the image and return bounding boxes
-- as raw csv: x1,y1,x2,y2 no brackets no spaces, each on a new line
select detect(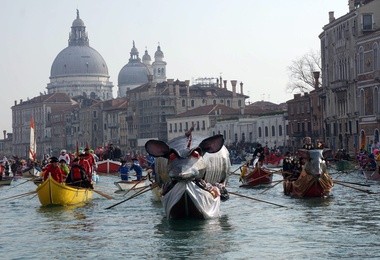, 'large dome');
118,62,150,85
50,45,109,78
